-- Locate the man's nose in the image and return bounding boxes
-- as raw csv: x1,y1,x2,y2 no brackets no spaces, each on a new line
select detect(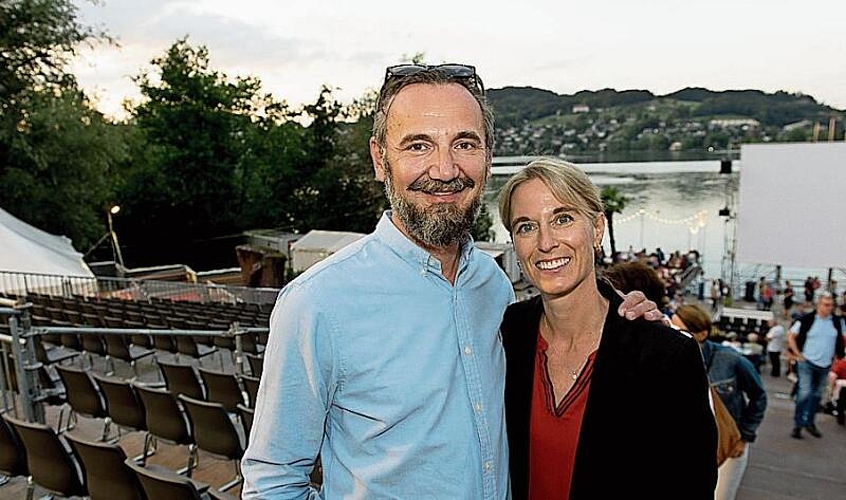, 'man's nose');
428,147,459,181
